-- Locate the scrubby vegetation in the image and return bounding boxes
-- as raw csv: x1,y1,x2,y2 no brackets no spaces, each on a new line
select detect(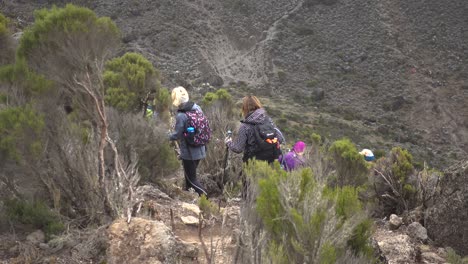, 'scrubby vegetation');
5,199,64,240
235,158,374,263
0,3,458,263
104,52,161,112
329,138,368,187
